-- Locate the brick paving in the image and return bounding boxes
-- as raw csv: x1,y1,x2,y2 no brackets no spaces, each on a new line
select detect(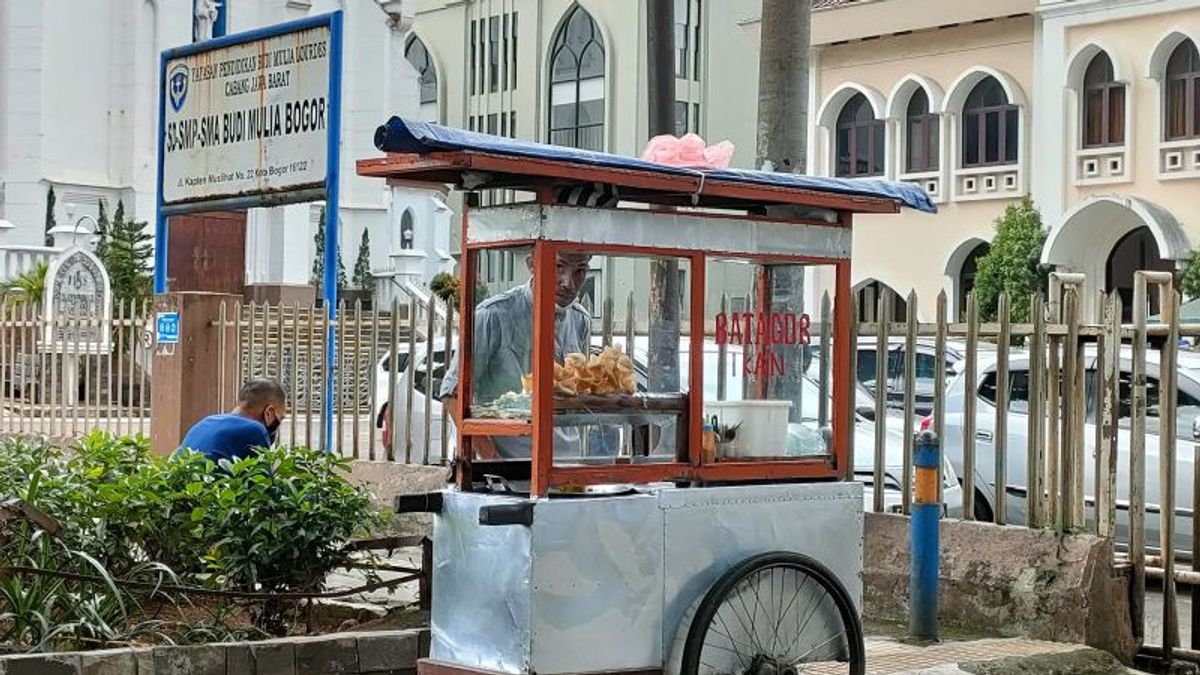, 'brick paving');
859,636,1082,674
